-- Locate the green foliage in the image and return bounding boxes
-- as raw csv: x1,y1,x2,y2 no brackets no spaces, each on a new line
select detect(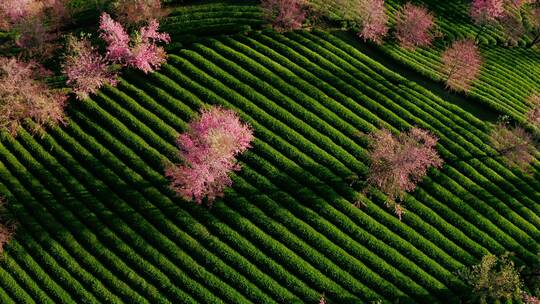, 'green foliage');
459,253,524,304
160,2,264,39
0,2,537,303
